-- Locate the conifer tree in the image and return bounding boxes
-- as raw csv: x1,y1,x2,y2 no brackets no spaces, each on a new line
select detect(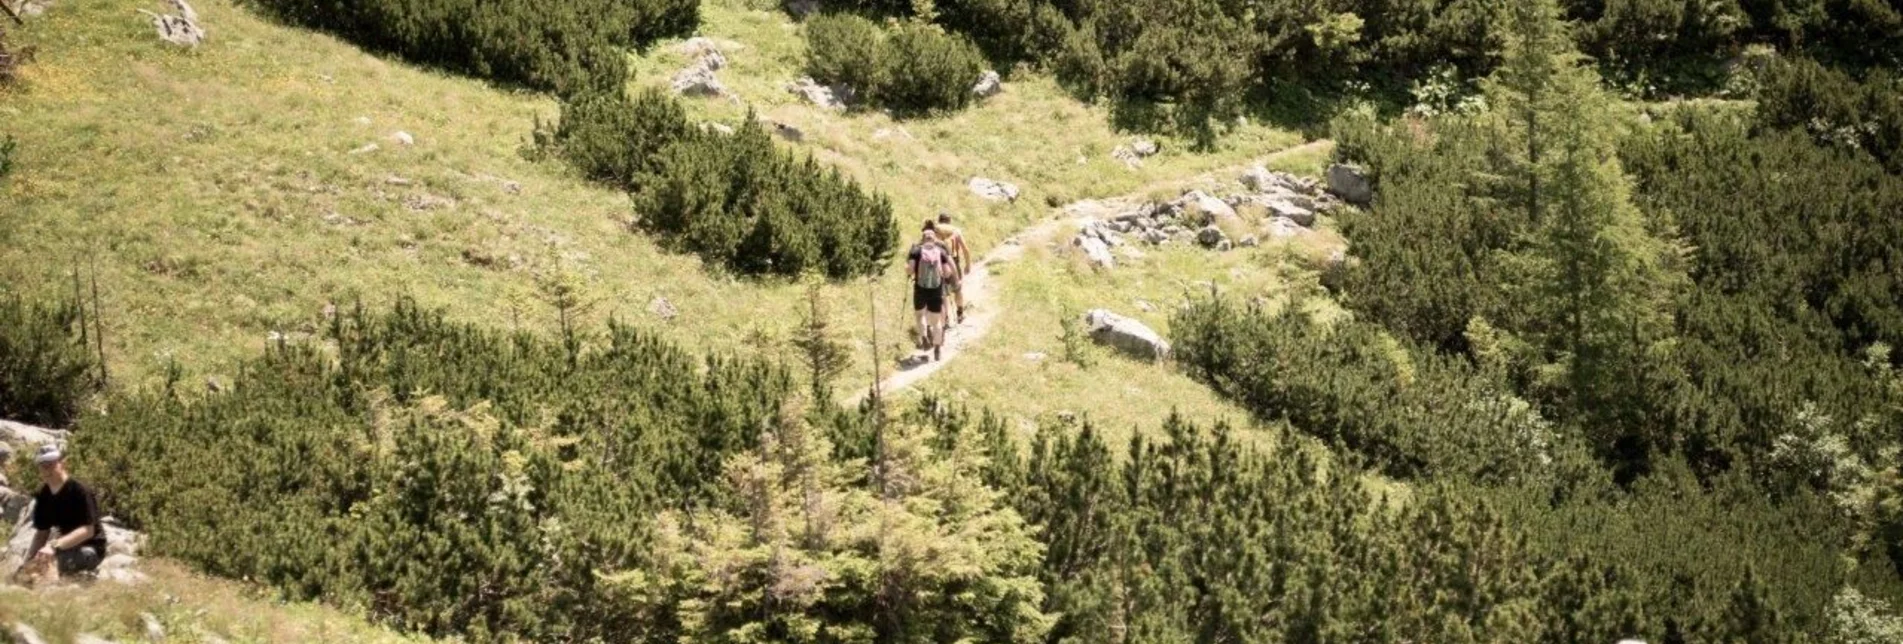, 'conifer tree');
1480,0,1686,456
604,397,1053,642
